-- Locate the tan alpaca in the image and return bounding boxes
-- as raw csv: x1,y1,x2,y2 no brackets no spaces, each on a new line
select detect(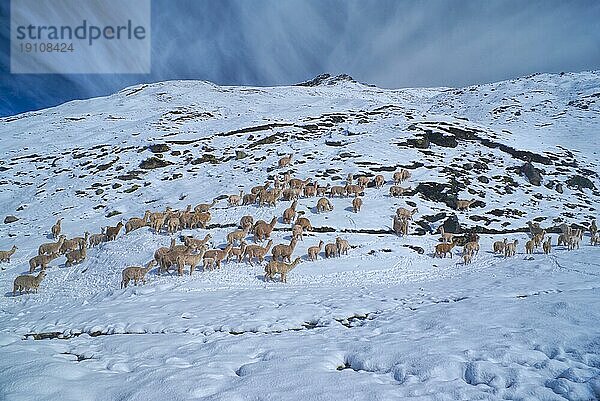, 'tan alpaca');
463,251,473,265
373,175,385,188
242,193,258,206
13,271,46,295
438,227,454,243
316,198,333,213
65,244,87,266
51,218,62,239
203,257,215,271
228,190,244,206
463,241,480,256
504,240,519,257
356,176,370,188
316,183,330,197
191,211,211,229
396,207,418,220
590,234,599,246
227,228,249,245
0,245,17,263
251,182,271,195
289,178,311,190
543,237,552,254
29,252,60,273
303,183,317,198
89,230,108,247
121,260,156,288
38,235,66,255
60,232,89,254
533,230,546,248
244,240,273,266
271,238,298,262
183,234,212,249
525,239,535,255
307,240,324,261
253,217,277,242
389,186,411,197
227,241,247,263
455,199,476,211
352,197,363,213
292,224,304,241
194,199,217,213
324,243,339,258
240,215,254,231
282,200,298,224
345,184,363,197
393,169,411,184
336,237,350,255
589,219,597,237
295,216,313,231
106,222,124,241
329,186,346,197
278,154,293,168
203,244,233,270
393,216,408,236
434,242,456,258
125,211,150,234
176,248,207,276
265,257,301,283
493,238,507,254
